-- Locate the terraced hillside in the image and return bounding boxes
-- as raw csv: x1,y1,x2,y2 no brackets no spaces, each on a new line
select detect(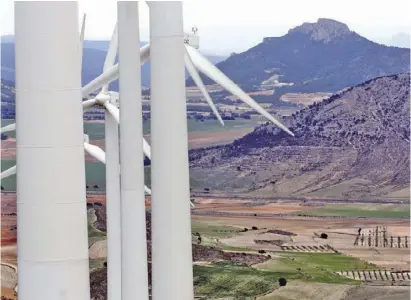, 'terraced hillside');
189,73,410,199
